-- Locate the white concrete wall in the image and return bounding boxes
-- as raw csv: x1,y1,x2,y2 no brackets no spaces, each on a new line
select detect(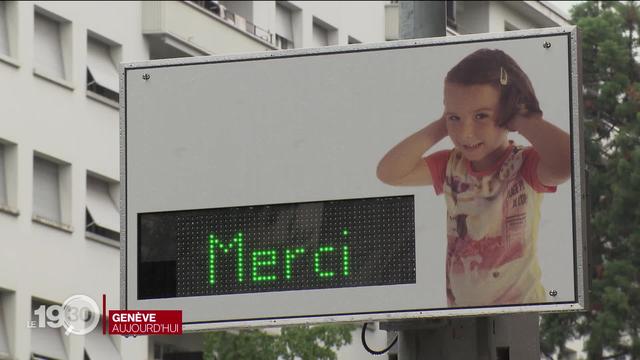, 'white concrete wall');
289,1,385,47
488,1,540,32
454,2,561,35
252,1,385,49
0,1,149,359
